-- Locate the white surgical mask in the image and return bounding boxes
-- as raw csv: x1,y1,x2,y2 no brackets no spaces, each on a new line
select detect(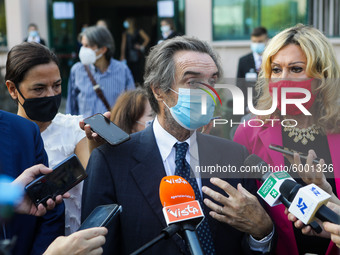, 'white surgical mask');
79,46,102,65
163,88,215,130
